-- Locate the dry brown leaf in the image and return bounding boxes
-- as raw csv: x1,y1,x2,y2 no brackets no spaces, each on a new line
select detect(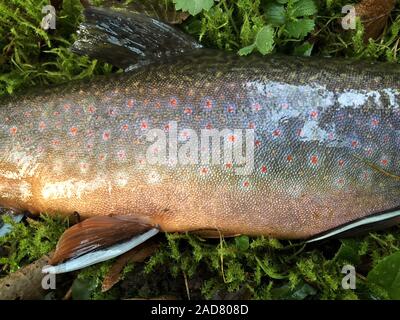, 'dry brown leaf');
355,0,396,41
0,252,53,300
101,241,159,292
